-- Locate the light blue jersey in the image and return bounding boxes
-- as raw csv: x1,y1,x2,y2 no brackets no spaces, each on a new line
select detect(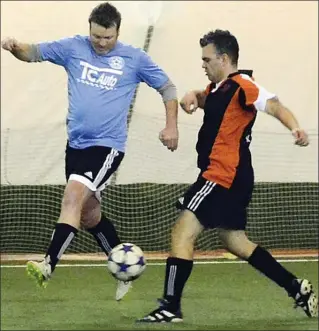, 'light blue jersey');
38,35,169,151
